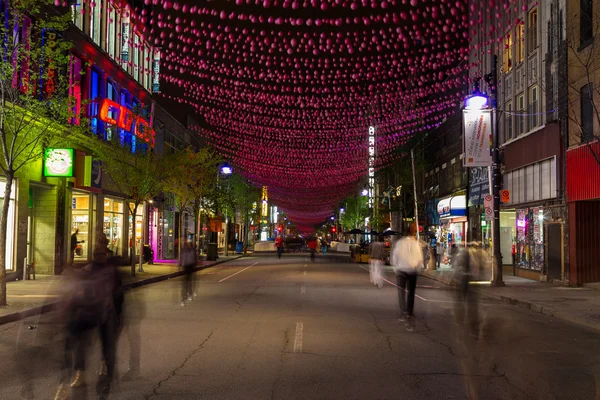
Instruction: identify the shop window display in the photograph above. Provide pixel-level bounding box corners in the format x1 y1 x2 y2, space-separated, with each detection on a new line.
128 202 143 257
516 208 544 270
71 193 90 262
104 198 124 257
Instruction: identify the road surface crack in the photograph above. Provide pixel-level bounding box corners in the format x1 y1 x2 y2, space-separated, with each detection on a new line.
145 330 215 399
369 311 384 333
385 336 393 352
285 351 356 359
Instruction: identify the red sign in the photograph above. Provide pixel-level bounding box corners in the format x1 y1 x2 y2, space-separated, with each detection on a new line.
97 98 155 147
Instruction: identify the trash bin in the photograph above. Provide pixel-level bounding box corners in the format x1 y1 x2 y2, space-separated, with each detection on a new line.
235 241 244 254
207 243 218 261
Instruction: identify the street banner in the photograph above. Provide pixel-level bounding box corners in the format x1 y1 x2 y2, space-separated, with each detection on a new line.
463 109 492 167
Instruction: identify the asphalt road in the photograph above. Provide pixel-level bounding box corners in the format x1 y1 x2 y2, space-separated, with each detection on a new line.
1 254 599 400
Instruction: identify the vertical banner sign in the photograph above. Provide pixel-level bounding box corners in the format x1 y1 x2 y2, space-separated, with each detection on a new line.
121 16 130 64
368 126 375 209
152 49 161 93
463 110 492 167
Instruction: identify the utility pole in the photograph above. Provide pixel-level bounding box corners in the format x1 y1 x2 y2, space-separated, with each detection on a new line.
484 55 504 286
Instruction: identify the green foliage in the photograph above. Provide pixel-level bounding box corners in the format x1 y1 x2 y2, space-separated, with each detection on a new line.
340 196 370 231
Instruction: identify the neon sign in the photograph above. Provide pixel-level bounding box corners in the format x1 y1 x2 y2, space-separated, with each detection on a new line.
97 98 155 147
44 148 74 177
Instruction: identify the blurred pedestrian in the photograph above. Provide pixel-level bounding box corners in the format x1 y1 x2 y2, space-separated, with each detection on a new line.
435 240 444 269
307 237 317 262
181 241 197 306
321 238 328 255
120 285 146 381
391 236 424 331
453 243 483 337
70 228 84 265
275 235 284 259
369 237 385 288
55 230 121 400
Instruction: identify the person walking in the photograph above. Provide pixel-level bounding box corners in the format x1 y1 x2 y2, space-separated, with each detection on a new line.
181 241 197 306
70 228 84 265
307 237 317 263
435 240 444 270
275 236 284 259
320 238 328 255
369 238 385 288
391 236 424 331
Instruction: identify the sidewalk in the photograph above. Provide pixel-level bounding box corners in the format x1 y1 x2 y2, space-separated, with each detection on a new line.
0 255 243 325
423 269 600 332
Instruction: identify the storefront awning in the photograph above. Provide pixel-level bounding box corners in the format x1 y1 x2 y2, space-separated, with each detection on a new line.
437 195 466 218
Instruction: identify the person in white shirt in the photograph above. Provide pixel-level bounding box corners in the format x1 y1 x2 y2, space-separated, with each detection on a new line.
391 236 424 331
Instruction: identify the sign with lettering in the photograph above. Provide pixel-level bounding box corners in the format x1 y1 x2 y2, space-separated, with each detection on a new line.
44 148 74 177
463 110 492 167
96 99 155 147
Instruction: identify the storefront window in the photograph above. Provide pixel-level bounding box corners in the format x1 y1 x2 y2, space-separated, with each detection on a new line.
515 207 544 271
128 202 143 256
161 195 175 259
104 197 124 256
71 192 91 262
0 181 16 270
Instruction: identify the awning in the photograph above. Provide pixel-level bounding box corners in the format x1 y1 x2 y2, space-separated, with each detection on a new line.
437 195 467 218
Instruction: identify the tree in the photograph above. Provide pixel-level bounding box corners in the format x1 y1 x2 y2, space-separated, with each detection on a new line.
75 132 176 276
163 146 220 264
340 195 369 232
0 1 76 306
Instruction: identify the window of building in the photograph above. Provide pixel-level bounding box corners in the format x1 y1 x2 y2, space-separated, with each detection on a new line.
528 8 538 52
503 158 556 204
503 32 513 72
517 94 525 136
121 15 130 68
144 45 151 90
581 0 593 46
516 21 524 63
106 4 117 59
133 33 140 81
106 81 118 140
90 1 101 45
505 102 513 142
89 69 101 134
581 83 594 142
72 2 84 30
528 85 538 130
103 197 124 257
69 56 83 125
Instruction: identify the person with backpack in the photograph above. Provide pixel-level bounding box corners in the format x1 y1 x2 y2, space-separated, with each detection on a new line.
307 237 318 262
390 235 424 331
275 236 284 259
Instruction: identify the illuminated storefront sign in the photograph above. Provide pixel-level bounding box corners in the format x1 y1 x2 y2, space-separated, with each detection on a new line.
44 148 74 177
368 126 375 208
97 98 155 147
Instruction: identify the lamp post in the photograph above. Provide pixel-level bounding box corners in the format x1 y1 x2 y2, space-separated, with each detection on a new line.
463 57 504 286
220 163 232 257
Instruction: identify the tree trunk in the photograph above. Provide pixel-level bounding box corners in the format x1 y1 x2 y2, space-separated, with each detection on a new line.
130 204 138 277
178 209 185 266
0 172 14 306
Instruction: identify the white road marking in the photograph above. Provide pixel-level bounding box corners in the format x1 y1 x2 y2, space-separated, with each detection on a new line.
358 265 428 302
218 262 259 282
301 285 306 294
293 322 303 353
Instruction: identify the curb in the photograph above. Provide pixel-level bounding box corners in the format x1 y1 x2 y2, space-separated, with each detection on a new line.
421 270 600 333
0 255 244 326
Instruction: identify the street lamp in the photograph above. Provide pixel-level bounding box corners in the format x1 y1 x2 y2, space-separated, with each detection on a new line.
219 163 233 256
463 59 504 287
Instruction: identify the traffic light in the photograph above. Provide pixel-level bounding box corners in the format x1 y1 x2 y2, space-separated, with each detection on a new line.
331 227 336 233
277 225 283 232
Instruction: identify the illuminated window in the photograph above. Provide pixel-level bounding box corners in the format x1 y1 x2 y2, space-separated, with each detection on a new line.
144 45 151 89
133 33 140 81
503 32 513 72
107 5 117 59
516 21 524 63
121 15 130 69
528 8 538 52
89 69 100 134
69 56 83 125
90 1 101 44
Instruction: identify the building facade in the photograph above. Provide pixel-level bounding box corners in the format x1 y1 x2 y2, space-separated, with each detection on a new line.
469 0 568 282
566 0 600 284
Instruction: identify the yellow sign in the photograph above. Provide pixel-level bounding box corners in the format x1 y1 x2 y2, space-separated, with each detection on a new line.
500 190 511 203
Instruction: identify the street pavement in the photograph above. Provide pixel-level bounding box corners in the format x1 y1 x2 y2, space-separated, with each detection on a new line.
0 254 599 400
